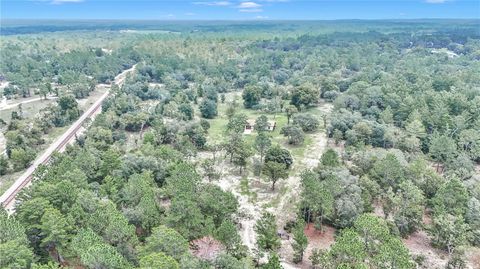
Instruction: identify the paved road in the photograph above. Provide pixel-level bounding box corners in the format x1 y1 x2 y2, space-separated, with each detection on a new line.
0 65 136 212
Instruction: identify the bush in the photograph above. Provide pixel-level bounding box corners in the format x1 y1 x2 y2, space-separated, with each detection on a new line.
265 145 293 169
280 125 305 145
199 99 218 119
292 113 319 132
323 90 339 102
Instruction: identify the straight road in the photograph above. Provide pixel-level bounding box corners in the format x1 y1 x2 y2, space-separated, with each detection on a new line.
0 64 136 212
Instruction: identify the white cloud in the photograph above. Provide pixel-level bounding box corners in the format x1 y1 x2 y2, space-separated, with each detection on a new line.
185 12 196 16
255 15 269 19
239 8 263 12
51 0 83 4
237 2 262 8
425 0 450 3
193 1 231 6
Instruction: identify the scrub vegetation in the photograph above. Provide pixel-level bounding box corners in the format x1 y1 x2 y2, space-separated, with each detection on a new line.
1 20 480 269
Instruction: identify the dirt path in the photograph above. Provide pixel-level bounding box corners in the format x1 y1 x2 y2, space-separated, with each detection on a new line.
403 230 449 269
278 102 333 268
199 155 267 251
197 101 334 267
0 96 58 111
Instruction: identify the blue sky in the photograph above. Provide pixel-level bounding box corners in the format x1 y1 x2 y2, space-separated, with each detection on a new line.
1 0 479 20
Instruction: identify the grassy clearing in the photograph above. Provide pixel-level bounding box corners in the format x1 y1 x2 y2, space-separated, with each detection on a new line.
0 171 21 195
206 93 323 160
0 99 54 123
264 183 289 209
239 177 257 203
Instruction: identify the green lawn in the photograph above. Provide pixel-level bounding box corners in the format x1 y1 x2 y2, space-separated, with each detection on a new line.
206 94 322 160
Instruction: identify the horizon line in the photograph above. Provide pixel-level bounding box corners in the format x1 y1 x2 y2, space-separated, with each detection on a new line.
2 18 479 22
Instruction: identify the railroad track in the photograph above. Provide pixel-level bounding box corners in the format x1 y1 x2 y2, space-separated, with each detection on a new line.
0 90 108 210
0 64 136 211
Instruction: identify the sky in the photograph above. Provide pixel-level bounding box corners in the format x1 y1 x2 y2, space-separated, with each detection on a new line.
1 0 479 20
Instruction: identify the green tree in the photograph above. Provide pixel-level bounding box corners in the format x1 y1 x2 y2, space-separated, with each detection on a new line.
291 83 319 108
391 181 425 237
121 172 162 233
265 145 293 169
201 158 220 181
0 210 34 269
379 106 394 124
254 132 272 162
39 208 74 263
405 119 427 139
292 113 319 132
445 153 475 180
285 105 298 125
429 133 457 172
322 214 414 268
232 141 253 175
215 220 247 258
10 147 35 171
41 82 52 100
72 228 132 269
199 99 217 119
227 113 248 134
300 171 334 232
332 129 343 145
458 129 480 161
255 115 270 133
0 156 9 175
255 212 280 251
466 197 480 246
214 253 246 269
325 228 367 268
178 103 194 120
263 253 282 269
292 219 308 263
196 184 238 227
280 125 305 145
263 161 288 191
320 149 340 167
242 85 262 109
31 262 59 269
370 153 405 189
429 214 469 255
139 252 179 269
166 197 211 241
138 225 189 261
432 178 469 216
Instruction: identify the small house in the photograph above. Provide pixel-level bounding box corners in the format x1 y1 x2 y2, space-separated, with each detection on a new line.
244 118 276 134
244 120 255 134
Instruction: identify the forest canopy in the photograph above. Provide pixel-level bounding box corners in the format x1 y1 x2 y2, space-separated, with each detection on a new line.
1 19 479 269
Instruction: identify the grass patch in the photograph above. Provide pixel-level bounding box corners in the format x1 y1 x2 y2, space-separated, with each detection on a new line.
239 177 257 203
205 93 327 163
0 171 22 195
0 99 54 123
264 183 289 209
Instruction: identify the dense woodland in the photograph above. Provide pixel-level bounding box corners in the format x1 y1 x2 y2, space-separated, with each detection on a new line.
1 20 480 269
